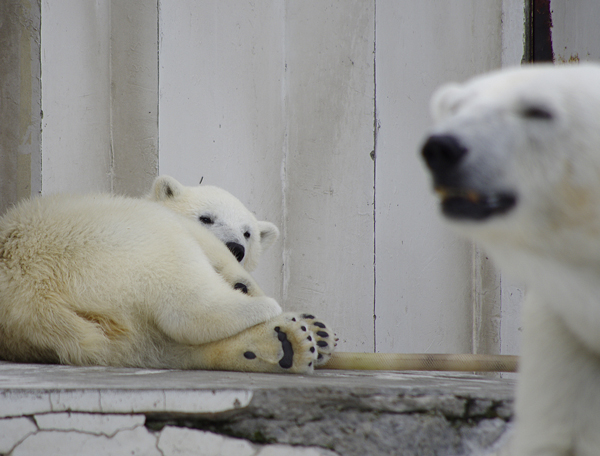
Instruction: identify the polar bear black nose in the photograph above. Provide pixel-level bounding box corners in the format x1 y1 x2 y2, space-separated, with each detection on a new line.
421 135 467 172
226 242 245 262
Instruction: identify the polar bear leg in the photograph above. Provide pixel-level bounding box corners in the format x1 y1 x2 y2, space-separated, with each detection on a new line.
151 262 282 347
513 294 600 456
183 312 337 374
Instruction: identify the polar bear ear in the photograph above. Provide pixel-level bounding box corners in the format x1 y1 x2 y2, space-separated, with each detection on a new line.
258 221 279 251
150 176 184 201
430 82 464 121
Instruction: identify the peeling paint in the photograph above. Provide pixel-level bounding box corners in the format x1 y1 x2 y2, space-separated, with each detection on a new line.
556 53 580 64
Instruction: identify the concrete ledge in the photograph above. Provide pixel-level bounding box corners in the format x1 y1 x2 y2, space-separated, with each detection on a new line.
0 361 516 456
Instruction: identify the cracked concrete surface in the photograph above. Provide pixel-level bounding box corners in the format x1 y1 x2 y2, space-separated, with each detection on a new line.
1 413 338 456
0 361 515 455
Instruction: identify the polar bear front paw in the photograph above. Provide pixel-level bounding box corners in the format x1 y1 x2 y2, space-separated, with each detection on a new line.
234 312 337 374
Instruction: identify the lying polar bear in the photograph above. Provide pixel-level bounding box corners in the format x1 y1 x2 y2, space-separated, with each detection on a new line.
0 176 335 373
421 63 600 455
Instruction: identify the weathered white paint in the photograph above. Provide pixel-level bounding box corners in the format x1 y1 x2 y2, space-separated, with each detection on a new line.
39 0 158 196
158 2 374 349
375 1 503 354
158 1 286 299
551 0 600 63
40 0 112 194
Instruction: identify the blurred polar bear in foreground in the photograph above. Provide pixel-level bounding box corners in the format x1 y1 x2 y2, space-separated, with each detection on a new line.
0 176 335 373
422 64 600 455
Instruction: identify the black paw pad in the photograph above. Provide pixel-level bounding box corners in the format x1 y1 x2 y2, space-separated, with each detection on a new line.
301 314 315 319
244 351 257 359
314 322 326 328
316 331 329 338
317 341 328 348
275 327 294 369
234 283 249 294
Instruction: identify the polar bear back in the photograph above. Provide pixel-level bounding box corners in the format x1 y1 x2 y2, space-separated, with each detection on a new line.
0 194 212 298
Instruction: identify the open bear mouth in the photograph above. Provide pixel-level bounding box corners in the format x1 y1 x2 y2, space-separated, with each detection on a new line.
436 187 517 221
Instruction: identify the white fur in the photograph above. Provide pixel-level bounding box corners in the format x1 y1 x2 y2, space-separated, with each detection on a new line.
0 177 334 373
425 63 600 455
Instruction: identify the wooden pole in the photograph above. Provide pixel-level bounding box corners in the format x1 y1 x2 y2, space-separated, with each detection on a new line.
318 352 519 372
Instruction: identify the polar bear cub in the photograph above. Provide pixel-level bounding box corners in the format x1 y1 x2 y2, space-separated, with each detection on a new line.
421 63 600 455
0 176 335 373
149 176 279 272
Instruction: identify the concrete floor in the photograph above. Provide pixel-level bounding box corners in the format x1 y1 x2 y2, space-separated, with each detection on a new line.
0 362 516 456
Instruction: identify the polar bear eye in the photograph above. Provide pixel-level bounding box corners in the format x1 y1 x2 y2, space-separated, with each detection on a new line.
199 215 214 225
521 105 554 120
244 231 251 239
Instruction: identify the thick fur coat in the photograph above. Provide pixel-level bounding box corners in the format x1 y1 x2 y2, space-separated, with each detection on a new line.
422 63 600 455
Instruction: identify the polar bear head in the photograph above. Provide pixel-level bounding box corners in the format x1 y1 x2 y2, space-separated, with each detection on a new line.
149 176 279 271
420 64 600 261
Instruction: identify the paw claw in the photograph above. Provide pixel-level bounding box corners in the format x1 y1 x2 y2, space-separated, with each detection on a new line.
293 313 336 367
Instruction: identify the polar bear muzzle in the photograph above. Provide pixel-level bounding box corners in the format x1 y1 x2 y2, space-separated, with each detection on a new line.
421 134 517 221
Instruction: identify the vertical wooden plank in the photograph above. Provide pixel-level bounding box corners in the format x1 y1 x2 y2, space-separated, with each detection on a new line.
502 0 528 67
497 0 528 359
110 0 159 196
283 0 375 351
0 0 41 213
40 0 112 194
375 1 503 354
501 278 525 356
472 247 501 355
158 1 286 298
